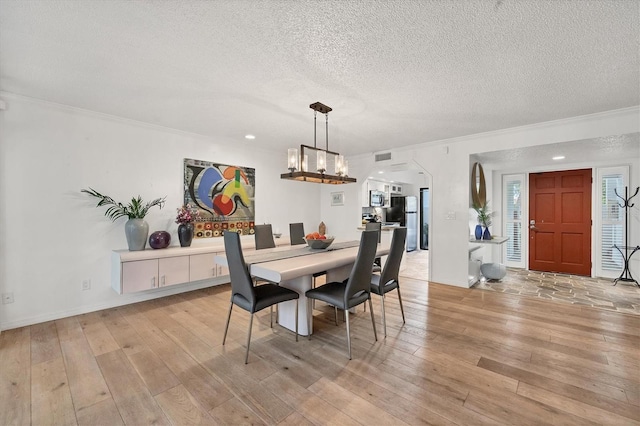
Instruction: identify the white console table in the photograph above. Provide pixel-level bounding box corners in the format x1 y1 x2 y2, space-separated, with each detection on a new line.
111 236 289 294
469 236 509 283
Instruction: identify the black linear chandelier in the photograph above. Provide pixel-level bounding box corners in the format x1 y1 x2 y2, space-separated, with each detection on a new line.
281 102 356 185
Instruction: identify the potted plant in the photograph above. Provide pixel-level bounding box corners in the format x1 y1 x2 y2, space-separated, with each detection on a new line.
82 187 166 251
175 204 199 247
473 201 493 240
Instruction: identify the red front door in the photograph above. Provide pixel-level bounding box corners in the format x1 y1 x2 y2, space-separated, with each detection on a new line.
529 169 592 276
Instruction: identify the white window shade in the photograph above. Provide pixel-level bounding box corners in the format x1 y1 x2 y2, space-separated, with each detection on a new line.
503 174 525 267
600 174 624 271
595 167 628 278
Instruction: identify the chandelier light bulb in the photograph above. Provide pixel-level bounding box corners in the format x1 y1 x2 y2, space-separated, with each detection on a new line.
288 148 298 171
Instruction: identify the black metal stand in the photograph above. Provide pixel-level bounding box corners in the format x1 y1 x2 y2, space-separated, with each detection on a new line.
613 186 640 287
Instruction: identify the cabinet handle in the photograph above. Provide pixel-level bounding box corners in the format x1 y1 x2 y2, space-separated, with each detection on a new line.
151 277 156 288
161 275 166 286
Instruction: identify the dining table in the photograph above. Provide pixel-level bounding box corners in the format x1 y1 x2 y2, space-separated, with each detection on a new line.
214 239 391 335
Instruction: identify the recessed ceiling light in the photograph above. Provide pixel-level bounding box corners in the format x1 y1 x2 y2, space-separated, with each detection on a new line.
245 134 256 140
378 171 384 174
552 155 565 160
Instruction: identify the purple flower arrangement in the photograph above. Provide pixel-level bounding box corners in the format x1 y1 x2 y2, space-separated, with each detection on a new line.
175 204 199 225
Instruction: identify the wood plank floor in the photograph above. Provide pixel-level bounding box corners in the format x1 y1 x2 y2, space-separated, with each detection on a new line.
1 277 639 425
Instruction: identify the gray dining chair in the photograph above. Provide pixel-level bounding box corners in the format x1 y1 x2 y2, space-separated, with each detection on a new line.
290 222 330 312
305 230 379 359
371 226 407 337
222 231 299 364
289 222 306 245
365 222 382 272
254 224 276 249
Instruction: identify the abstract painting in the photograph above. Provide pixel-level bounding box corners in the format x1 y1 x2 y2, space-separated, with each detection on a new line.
184 158 255 238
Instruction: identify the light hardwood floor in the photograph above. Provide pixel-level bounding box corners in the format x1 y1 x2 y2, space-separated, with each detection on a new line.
1 276 639 425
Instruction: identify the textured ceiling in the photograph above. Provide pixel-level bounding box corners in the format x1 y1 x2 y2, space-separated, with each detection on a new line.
1 0 638 156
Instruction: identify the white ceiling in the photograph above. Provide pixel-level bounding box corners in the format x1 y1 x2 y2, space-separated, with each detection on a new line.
1 1 638 157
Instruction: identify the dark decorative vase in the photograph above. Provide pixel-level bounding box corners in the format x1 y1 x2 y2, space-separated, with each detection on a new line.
482 226 491 240
149 231 171 249
474 224 483 240
178 223 194 247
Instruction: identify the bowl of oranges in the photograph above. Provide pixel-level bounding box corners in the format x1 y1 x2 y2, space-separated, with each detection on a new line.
304 232 334 249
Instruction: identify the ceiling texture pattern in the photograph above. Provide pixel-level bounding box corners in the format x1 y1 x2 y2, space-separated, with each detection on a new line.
1 0 638 156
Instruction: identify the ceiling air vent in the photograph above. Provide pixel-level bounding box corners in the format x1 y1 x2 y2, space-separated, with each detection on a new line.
375 152 392 162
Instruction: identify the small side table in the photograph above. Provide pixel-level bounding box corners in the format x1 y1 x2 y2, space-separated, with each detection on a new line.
613 244 640 287
469 236 509 281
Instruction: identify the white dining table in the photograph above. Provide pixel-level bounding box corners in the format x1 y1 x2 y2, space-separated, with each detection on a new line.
214 239 390 335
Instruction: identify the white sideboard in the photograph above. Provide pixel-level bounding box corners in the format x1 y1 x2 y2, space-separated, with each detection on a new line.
111 236 289 294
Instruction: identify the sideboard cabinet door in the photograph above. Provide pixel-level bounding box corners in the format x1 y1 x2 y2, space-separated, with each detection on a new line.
122 259 159 293
158 256 190 287
189 253 217 281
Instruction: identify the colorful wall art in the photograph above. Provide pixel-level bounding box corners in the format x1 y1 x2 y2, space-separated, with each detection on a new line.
184 158 256 238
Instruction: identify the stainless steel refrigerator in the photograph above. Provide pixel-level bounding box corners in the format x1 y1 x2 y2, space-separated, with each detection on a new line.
389 195 418 251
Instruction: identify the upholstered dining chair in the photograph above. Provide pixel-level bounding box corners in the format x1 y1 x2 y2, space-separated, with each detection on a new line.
289 222 306 245
365 222 382 272
305 230 379 359
370 226 407 337
254 224 276 249
290 222 329 312
222 231 299 364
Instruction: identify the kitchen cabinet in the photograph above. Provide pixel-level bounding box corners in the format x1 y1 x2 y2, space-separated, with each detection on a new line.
391 184 403 194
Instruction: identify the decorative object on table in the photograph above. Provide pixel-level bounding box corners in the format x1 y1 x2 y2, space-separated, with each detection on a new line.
175 204 199 247
304 235 334 249
149 231 171 249
281 101 356 185
612 186 640 287
474 224 483 240
472 201 493 240
318 221 326 235
183 158 255 238
81 187 166 251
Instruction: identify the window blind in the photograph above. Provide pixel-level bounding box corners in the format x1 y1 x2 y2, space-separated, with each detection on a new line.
601 174 624 270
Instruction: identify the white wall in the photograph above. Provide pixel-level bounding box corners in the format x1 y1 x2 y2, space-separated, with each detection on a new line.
0 94 321 329
2 96 638 330
320 108 640 288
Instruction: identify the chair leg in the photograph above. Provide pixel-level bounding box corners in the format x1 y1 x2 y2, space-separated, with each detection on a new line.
345 309 352 360
270 306 273 328
307 298 313 340
245 313 254 364
334 306 339 326
396 287 406 323
381 293 387 337
222 301 233 345
295 299 299 342
368 298 378 342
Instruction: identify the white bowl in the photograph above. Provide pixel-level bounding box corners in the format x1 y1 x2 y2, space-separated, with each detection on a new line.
305 237 334 249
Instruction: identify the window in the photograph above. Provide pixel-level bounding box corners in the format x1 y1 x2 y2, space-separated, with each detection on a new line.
596 166 628 277
503 174 525 267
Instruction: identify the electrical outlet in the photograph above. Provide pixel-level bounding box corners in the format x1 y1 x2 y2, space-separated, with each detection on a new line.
82 279 91 291
2 292 14 304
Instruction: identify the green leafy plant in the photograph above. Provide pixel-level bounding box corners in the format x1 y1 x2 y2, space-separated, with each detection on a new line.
472 201 493 228
81 187 166 221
